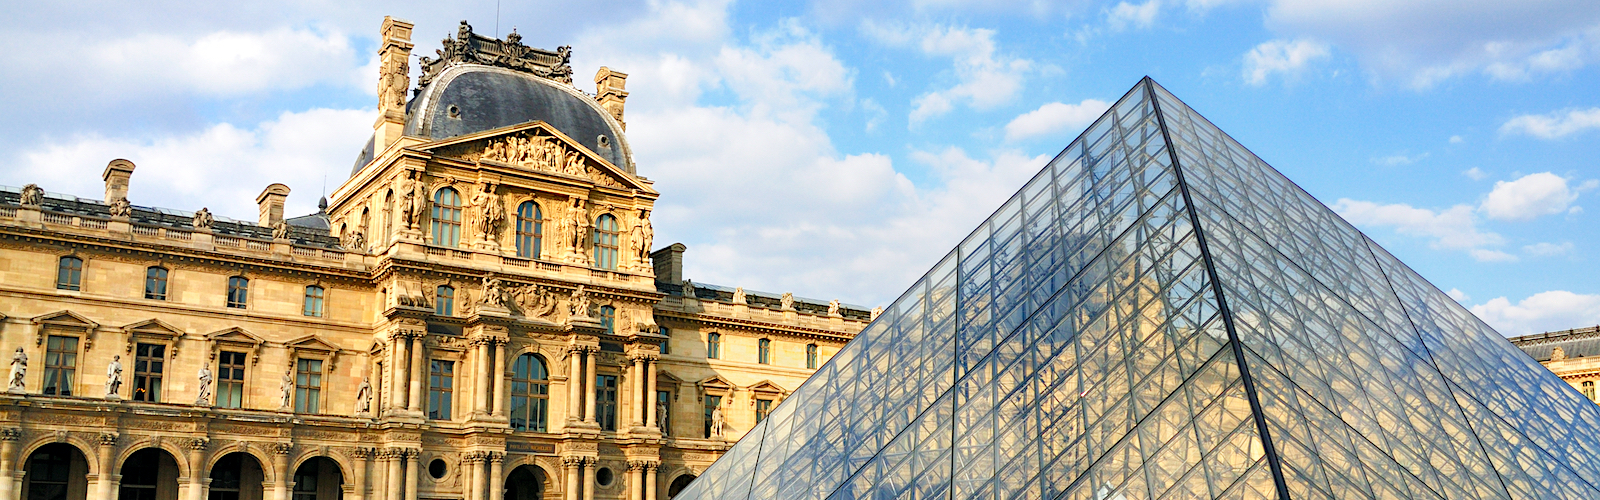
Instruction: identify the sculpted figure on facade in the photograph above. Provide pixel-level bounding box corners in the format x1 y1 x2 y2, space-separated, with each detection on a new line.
279 373 294 410
109 197 132 218
272 220 291 240
395 170 428 233
631 209 653 269
192 207 214 230
569 285 592 320
469 182 505 244
343 230 366 251
516 285 559 319
379 55 409 109
566 198 590 263
711 406 725 438
355 377 373 414
828 299 841 317
196 366 213 406
8 348 26 393
732 287 746 305
480 276 508 309
106 355 124 399
781 292 794 310
19 184 43 207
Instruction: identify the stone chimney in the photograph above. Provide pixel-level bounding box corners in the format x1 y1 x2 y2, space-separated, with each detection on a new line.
373 16 415 152
257 184 291 227
650 243 685 284
594 67 629 130
102 159 136 203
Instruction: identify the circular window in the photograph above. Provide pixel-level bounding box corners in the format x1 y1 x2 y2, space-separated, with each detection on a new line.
428 459 447 479
596 467 614 486
597 135 611 147
447 105 462 118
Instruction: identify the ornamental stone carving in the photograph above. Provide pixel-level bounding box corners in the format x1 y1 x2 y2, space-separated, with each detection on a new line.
732 287 746 305
19 184 43 207
781 292 794 310
193 207 214 229
196 366 213 406
631 209 653 269
105 355 123 399
417 21 573 88
828 300 841 317
8 348 26 393
109 197 132 218
568 285 592 320
343 230 366 251
477 134 585 176
514 284 560 319
271 221 290 240
468 182 505 247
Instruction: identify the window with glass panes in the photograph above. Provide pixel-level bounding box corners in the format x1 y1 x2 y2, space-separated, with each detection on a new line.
597 374 619 431
132 343 164 402
208 453 245 500
510 354 549 432
659 327 670 354
600 306 615 334
302 286 324 317
756 398 773 423
226 277 248 308
806 344 818 369
144 267 168 300
592 214 619 269
435 286 454 316
43 335 78 396
1585 381 1596 401
432 188 462 247
56 256 82 291
26 444 73 500
707 333 721 359
294 359 322 413
703 395 722 438
758 338 771 365
216 351 246 408
516 201 541 259
428 360 453 420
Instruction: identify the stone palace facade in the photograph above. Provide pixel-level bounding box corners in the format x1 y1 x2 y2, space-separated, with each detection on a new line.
0 17 871 500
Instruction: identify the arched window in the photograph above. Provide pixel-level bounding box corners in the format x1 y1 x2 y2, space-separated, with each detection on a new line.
359 207 370 235
599 305 616 334
436 286 454 316
806 344 818 369
515 201 542 259
382 190 394 244
431 187 463 247
758 338 771 365
592 214 619 269
144 266 168 300
509 354 550 433
303 286 325 317
227 276 249 308
56 256 82 291
707 333 721 359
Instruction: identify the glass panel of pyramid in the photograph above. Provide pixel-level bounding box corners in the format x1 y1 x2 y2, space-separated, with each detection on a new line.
670 78 1600 500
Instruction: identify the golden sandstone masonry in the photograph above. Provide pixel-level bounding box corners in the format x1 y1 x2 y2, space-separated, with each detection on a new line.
0 17 870 500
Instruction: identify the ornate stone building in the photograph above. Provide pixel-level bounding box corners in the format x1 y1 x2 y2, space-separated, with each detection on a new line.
0 17 871 500
1511 325 1600 404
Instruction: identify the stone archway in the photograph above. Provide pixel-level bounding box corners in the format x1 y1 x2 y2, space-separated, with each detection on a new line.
502 464 545 500
119 448 181 500
208 452 267 500
665 474 695 499
290 457 343 500
21 443 90 500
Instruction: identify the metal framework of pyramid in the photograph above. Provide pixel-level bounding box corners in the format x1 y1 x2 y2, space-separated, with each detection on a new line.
673 78 1600 500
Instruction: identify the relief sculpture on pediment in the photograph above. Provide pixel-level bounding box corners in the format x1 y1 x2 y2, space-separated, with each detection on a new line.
477 134 585 176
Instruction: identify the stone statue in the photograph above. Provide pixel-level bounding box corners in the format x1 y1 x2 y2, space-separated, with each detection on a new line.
732 287 746 305
781 292 794 310
409 172 429 229
1553 346 1568 361
871 307 883 321
344 230 366 250
681 279 694 298
567 198 589 261
279 373 294 410
481 276 506 308
355 377 373 414
828 300 841 317
379 56 409 109
192 207 214 229
109 197 132 218
195 366 213 406
656 401 668 433
469 183 504 243
271 220 291 239
710 406 725 438
105 355 123 399
569 285 591 319
19 184 43 207
631 209 653 267
395 171 417 229
8 348 26 393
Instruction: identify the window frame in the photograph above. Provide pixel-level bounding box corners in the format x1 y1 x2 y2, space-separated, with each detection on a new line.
806 344 818 369
302 285 325 317
515 201 542 259
428 359 454 420
592 213 620 270
596 373 620 431
293 358 324 413
758 338 771 365
1584 380 1596 402
755 398 773 424
431 187 463 247
599 305 616 334
703 394 723 439
509 353 550 433
144 266 169 300
707 332 721 359
435 285 455 317
56 256 83 291
131 342 165 402
226 276 249 309
215 350 248 409
42 335 80 396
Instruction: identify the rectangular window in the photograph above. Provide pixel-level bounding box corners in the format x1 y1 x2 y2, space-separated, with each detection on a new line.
435 286 454 316
806 344 818 369
226 277 248 308
144 267 168 300
303 286 324 317
657 390 672 436
1584 381 1596 402
659 327 670 354
429 360 454 420
758 338 771 365
43 335 78 396
756 398 773 423
703 395 722 438
132 343 165 402
707 333 721 360
216 351 246 409
294 359 323 413
56 257 82 291
596 374 619 431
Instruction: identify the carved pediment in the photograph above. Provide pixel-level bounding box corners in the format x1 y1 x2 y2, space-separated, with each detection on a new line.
32 310 98 348
208 327 265 363
748 381 787 395
285 335 341 371
420 122 650 193
122 319 185 356
699 375 734 392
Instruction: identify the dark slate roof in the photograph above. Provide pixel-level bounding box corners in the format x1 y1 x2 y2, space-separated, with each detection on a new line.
1509 326 1600 362
353 64 633 176
656 281 875 322
0 186 343 250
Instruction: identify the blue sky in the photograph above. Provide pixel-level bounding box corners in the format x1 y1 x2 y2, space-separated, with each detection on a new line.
1 0 1596 336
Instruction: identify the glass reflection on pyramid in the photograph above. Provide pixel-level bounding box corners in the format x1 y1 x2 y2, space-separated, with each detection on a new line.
673 78 1600 500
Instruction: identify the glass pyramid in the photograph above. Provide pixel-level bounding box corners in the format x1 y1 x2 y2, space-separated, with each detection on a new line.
672 78 1600 500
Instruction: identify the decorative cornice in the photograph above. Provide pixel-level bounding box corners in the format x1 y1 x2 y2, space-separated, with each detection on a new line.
416 21 573 89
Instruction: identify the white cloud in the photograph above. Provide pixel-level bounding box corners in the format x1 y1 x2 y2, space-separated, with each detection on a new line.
1243 38 1331 85
866 24 1033 125
1471 291 1600 337
1004 99 1111 142
1479 172 1582 221
1371 151 1427 166
1449 135 1464 144
1523 241 1575 257
1499 108 1600 139
1463 167 1487 180
1332 199 1503 252
1107 0 1162 31
1446 288 1471 302
9 108 376 221
1468 249 1519 263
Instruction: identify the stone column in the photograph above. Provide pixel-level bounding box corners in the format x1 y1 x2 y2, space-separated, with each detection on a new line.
566 347 583 424
186 439 208 500
627 462 642 500
583 349 597 425
272 444 292 500
581 458 597 500
403 450 420 500
0 429 19 500
492 342 507 417
487 453 504 500
390 334 409 411
386 450 403 500
645 359 659 431
351 448 369 500
465 454 482 500
95 434 116 500
562 458 581 500
408 336 425 413
644 464 658 500
631 356 645 427
475 341 490 414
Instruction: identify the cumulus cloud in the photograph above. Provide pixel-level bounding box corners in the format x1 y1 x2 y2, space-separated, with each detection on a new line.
1371 151 1427 166
1243 38 1331 85
1004 99 1111 142
1462 167 1487 180
1479 172 1585 221
863 24 1033 125
1446 288 1471 302
1107 0 1162 31
1523 241 1574 257
1472 291 1600 337
7 108 376 220
1500 108 1600 139
1332 199 1503 252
